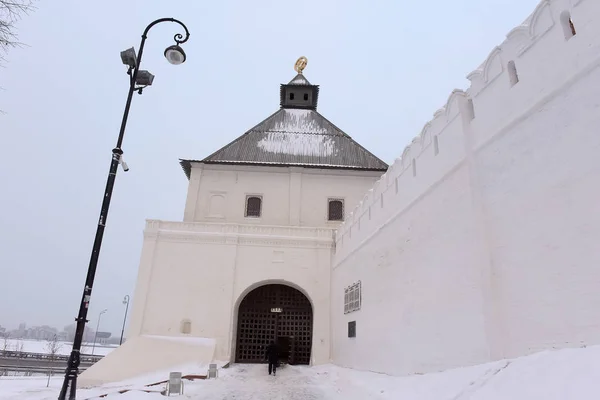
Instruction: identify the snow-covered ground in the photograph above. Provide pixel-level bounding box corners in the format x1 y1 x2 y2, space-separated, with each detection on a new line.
2 345 600 399
2 338 116 356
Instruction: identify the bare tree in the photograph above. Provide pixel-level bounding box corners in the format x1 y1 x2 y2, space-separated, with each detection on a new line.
45 334 62 387
1 334 9 355
80 341 90 355
0 0 36 65
13 339 23 353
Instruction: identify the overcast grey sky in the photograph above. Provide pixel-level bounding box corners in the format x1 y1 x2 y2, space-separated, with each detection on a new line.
0 0 540 335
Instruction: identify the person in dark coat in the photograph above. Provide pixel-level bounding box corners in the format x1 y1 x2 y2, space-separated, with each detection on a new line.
265 341 279 376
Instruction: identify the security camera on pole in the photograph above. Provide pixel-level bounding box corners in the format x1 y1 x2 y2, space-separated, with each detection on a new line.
58 19 190 400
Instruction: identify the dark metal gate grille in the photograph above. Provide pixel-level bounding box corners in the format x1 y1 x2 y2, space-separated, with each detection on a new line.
236 284 313 365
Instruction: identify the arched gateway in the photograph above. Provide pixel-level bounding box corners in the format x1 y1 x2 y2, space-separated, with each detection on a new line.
235 284 313 365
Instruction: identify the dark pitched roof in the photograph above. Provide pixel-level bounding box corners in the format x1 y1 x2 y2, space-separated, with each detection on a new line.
179 72 388 179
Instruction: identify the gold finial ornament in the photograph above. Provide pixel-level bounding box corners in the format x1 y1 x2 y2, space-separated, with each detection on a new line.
294 56 308 74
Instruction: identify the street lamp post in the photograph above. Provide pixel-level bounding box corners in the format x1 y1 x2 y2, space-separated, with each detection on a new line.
58 18 190 400
91 309 107 356
120 295 130 345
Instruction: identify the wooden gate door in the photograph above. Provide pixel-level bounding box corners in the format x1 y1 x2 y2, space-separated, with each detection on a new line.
236 284 312 364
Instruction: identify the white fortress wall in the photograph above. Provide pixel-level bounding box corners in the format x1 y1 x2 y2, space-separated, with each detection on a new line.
331 0 600 376
470 0 600 359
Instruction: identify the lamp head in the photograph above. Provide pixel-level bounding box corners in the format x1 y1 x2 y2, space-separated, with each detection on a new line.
164 44 186 65
120 47 137 68
136 70 155 86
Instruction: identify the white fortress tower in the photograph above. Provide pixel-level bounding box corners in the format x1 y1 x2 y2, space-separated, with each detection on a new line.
81 59 388 385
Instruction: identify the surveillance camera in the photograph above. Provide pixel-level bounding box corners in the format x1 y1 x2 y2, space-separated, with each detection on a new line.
119 157 129 172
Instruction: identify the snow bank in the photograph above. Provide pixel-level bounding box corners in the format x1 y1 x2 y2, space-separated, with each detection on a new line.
3 345 600 399
77 335 216 387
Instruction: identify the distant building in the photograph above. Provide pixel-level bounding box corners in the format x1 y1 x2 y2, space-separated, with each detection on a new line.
64 323 95 343
26 325 58 340
105 336 122 345
9 322 27 338
95 332 112 345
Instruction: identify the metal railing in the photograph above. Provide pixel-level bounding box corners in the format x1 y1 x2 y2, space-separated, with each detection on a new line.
0 350 103 363
0 364 90 376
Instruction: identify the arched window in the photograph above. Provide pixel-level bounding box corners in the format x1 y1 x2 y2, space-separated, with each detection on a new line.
328 199 344 221
560 11 576 40
508 61 519 86
245 195 262 217
180 319 192 334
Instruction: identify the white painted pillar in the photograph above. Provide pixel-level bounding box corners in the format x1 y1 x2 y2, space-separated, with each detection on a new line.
183 164 204 222
457 94 505 361
289 167 303 226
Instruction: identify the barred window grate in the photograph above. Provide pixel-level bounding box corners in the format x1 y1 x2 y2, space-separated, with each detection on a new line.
344 281 361 314
236 284 313 364
245 196 262 217
328 199 344 221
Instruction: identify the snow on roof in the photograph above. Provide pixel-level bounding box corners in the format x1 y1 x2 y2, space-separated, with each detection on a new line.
180 108 387 178
257 132 336 157
287 73 311 85
271 108 330 134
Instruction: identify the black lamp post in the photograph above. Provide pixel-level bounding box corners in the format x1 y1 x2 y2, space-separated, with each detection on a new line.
58 18 190 400
91 309 107 356
120 295 130 346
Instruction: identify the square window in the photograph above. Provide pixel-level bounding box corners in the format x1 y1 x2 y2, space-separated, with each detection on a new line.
348 321 356 338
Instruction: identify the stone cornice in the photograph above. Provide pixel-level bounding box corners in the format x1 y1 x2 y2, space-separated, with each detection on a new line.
143 220 335 249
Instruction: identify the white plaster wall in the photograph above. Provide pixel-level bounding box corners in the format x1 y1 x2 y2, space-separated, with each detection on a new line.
183 164 383 227
135 238 237 357
127 221 334 364
332 166 491 375
477 64 600 358
332 0 600 376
